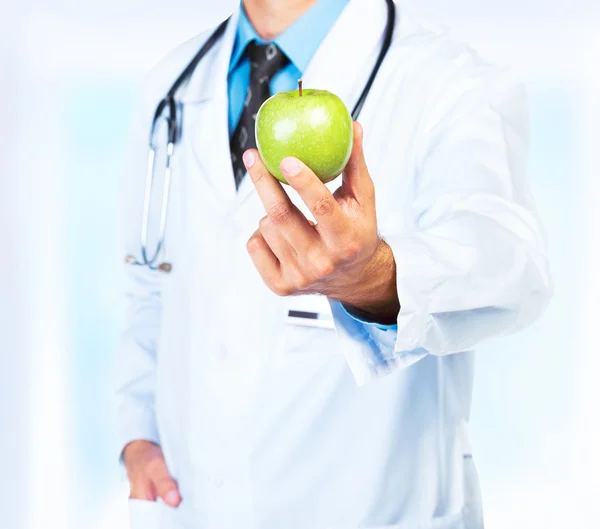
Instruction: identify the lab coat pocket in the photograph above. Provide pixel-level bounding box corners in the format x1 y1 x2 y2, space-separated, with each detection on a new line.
128 498 163 529
281 295 342 356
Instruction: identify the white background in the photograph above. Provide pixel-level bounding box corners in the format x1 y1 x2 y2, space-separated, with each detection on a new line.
1 1 598 528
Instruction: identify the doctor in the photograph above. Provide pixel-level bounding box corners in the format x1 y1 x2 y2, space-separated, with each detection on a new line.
116 0 552 528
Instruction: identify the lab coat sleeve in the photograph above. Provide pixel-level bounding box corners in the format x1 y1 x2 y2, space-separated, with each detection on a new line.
114 90 163 459
330 70 553 385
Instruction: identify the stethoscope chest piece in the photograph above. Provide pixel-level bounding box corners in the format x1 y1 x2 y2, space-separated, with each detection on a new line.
157 262 173 273
125 254 173 274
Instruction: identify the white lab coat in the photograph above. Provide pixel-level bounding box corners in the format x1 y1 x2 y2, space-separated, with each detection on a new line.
116 1 552 528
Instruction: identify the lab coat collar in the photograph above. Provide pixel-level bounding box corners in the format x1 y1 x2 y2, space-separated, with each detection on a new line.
180 0 392 104
180 9 240 203
230 0 352 76
181 0 395 205
301 0 392 114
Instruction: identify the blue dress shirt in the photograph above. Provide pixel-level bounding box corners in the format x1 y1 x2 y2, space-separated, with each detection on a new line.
227 0 350 134
227 0 397 332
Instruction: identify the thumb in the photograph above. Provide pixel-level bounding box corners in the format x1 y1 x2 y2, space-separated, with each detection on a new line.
342 121 373 199
149 458 181 507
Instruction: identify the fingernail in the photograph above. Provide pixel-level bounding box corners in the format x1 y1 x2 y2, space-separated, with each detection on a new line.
281 157 300 176
243 150 255 168
164 490 180 506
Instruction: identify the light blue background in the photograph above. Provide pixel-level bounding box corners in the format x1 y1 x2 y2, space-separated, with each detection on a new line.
2 2 591 528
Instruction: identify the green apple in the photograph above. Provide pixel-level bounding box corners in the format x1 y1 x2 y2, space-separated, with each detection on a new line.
255 81 353 184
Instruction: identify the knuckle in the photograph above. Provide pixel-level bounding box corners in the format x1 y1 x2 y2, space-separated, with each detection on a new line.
311 257 335 279
272 281 293 297
258 215 270 232
290 270 310 291
267 203 294 226
311 196 336 218
246 234 262 254
338 239 361 261
339 242 360 261
271 284 285 296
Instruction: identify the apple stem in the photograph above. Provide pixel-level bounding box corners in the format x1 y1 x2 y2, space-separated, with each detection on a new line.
298 79 303 97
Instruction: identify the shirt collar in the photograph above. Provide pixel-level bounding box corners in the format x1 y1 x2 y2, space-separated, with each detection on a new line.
229 0 350 75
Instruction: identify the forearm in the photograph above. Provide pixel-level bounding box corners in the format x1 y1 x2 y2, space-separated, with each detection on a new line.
327 216 551 386
115 266 163 460
116 323 161 460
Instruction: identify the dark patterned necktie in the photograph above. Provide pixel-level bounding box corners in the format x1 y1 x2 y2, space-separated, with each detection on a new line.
230 41 290 189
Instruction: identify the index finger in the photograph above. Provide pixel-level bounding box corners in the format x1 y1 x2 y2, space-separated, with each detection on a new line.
243 148 294 212
243 149 317 251
279 156 347 237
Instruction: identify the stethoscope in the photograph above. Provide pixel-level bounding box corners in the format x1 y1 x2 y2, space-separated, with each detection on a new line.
126 0 395 273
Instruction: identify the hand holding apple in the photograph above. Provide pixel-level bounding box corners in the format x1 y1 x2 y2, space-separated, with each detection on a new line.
255 80 354 184
243 121 400 325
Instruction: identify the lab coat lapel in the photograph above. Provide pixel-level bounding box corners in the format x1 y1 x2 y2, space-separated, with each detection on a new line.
183 9 240 205
234 0 391 208
302 0 390 114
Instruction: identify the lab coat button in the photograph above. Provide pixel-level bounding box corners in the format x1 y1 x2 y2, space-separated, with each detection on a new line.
213 475 224 488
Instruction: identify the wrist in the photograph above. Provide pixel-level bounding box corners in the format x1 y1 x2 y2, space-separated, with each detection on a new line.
336 239 399 324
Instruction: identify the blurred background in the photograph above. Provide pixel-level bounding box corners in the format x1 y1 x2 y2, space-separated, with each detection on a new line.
1 1 597 528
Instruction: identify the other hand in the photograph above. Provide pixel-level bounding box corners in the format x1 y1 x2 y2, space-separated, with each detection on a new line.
123 440 181 507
